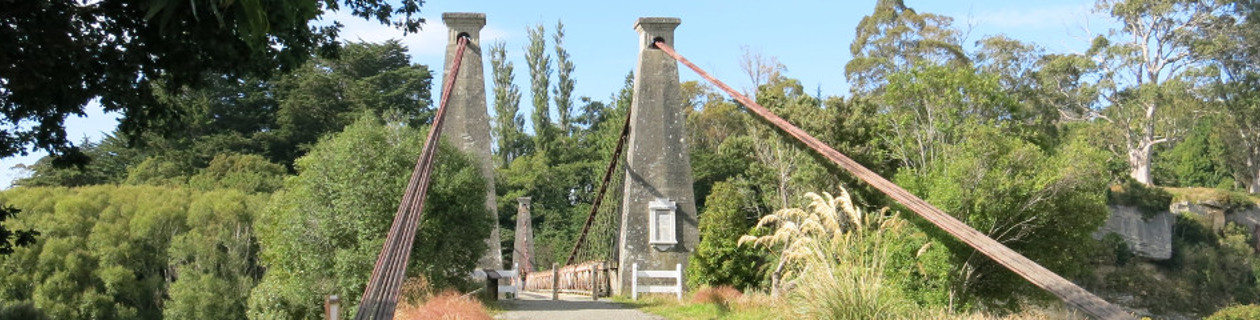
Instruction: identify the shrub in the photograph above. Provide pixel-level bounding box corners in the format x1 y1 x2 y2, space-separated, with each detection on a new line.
1107 178 1173 219
1206 304 1260 320
1100 233 1133 266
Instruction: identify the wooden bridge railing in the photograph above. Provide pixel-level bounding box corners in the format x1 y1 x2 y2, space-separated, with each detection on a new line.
523 261 609 299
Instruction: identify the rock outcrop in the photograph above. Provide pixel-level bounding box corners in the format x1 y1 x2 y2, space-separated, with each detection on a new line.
1092 205 1174 260
1171 200 1260 236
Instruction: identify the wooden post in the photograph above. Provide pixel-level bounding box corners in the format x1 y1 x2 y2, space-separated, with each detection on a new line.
551 262 559 300
591 263 599 300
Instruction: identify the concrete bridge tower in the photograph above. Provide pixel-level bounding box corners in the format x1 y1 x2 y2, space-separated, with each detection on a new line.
616 17 698 295
442 12 502 269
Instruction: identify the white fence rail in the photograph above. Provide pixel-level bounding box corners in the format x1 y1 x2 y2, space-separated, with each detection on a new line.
631 263 682 301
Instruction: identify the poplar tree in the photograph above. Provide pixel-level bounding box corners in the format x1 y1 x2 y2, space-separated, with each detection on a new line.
553 20 576 136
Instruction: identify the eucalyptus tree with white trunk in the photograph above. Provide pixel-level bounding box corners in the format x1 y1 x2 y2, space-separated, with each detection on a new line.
1091 0 1232 185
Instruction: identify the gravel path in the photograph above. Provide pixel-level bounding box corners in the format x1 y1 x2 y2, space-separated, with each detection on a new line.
495 291 662 320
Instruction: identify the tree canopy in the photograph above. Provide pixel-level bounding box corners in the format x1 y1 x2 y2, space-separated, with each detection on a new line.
0 0 424 162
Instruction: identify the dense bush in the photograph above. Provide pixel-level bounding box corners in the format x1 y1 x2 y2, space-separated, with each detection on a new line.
1206 304 1260 320
248 115 491 319
0 186 265 320
688 180 767 291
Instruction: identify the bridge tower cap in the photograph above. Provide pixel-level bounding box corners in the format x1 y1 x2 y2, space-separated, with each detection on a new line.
634 17 680 50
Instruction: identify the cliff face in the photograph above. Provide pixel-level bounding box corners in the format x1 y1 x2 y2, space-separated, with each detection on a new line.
1171 200 1260 240
1092 205 1174 260
1095 200 1260 261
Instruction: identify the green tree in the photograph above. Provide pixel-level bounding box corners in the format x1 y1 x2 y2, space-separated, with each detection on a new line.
688 180 766 291
895 130 1111 308
14 135 147 188
846 0 967 95
553 20 576 136
0 185 267 319
878 64 1023 171
0 0 424 161
489 41 528 168
1153 115 1238 188
165 190 265 320
249 115 490 319
1091 0 1233 185
1194 0 1260 193
187 154 287 194
525 24 554 147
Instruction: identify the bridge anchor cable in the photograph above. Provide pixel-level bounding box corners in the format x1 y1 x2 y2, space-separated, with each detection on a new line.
354 35 471 320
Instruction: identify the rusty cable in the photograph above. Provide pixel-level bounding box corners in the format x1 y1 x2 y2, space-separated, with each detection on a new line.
354 35 470 320
564 107 634 267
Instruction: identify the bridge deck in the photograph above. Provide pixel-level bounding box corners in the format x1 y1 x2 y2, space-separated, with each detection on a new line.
495 292 661 320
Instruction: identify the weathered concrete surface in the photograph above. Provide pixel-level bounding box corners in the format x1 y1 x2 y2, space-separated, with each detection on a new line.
442 12 502 269
616 17 698 296
1092 205 1173 260
496 292 662 320
514 197 535 272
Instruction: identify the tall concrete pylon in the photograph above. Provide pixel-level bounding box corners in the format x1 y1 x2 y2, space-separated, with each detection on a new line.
442 12 502 269
616 17 698 295
513 197 535 273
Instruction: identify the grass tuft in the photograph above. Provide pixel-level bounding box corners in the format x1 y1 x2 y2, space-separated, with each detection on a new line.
395 290 492 320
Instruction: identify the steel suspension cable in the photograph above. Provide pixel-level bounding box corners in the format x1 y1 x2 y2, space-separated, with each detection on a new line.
564 108 634 267
354 35 470 320
653 40 1131 320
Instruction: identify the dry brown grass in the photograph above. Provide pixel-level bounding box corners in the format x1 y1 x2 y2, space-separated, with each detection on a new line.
691 286 743 310
397 276 434 306
394 290 492 320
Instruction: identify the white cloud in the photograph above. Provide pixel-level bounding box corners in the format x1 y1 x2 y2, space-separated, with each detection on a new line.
326 11 512 61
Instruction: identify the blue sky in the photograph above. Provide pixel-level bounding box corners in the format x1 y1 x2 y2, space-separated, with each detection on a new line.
0 0 1114 188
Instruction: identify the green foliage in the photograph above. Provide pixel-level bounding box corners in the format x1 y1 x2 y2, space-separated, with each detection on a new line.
1206 304 1260 320
249 115 490 319
1100 233 1134 266
1154 116 1239 189
1106 178 1174 218
14 135 146 188
0 205 38 255
125 156 195 186
1090 215 1260 316
895 129 1111 307
553 20 576 135
0 301 48 320
489 41 529 167
688 181 767 291
0 185 266 320
525 23 554 146
0 0 423 161
846 0 967 94
187 154 287 194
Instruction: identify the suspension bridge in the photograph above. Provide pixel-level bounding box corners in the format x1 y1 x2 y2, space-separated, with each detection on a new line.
350 12 1136 320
